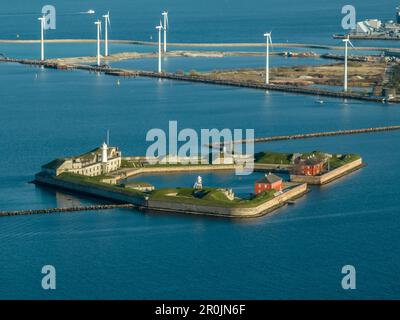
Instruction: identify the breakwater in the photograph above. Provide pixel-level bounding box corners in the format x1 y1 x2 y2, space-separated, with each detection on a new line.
0 57 397 103
227 125 400 145
0 204 135 218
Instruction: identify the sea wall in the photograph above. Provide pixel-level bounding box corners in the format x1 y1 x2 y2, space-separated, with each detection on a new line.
34 174 147 206
290 158 363 185
120 164 237 179
146 183 308 218
34 173 307 218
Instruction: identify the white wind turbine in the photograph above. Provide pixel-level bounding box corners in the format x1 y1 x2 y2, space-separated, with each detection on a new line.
156 21 164 73
38 15 46 61
94 19 102 66
263 32 273 85
343 35 355 92
162 11 169 52
102 11 111 57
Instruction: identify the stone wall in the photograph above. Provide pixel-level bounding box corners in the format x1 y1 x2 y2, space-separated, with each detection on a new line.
147 183 308 218
35 174 147 206
290 158 363 185
34 173 307 218
121 164 237 179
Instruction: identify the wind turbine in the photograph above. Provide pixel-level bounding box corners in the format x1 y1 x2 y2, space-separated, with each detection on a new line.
94 19 102 66
102 12 111 56
343 35 354 92
162 11 169 52
156 21 164 73
38 15 45 61
263 32 273 85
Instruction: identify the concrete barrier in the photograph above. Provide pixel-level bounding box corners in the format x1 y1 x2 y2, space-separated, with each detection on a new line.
147 183 308 218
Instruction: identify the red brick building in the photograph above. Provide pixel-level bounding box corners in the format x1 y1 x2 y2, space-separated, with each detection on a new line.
298 159 325 176
254 173 283 194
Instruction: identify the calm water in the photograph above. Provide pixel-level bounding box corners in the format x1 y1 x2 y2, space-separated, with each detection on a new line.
0 0 400 300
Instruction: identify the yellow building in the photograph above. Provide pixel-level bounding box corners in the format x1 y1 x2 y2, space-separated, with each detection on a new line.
42 143 122 177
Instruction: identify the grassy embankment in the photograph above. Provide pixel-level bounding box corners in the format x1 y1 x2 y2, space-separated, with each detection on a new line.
56 173 146 199
255 151 361 170
56 173 275 208
150 187 276 208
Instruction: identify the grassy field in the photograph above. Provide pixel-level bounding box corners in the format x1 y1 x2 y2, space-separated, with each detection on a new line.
255 151 293 164
149 187 276 208
255 151 361 171
203 61 386 89
328 154 361 170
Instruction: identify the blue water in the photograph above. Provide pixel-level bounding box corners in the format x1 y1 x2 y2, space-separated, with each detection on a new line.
0 0 399 45
1 0 400 300
128 171 269 199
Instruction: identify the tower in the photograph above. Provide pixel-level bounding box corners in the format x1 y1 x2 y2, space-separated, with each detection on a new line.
102 142 108 163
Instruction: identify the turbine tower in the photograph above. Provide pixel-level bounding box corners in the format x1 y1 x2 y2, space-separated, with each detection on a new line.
102 12 111 57
343 35 354 92
38 15 46 61
162 11 169 52
263 32 273 85
95 19 102 66
156 21 164 73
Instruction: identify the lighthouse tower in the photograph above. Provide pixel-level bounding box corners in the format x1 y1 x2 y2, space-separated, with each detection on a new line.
102 142 108 163
101 142 108 174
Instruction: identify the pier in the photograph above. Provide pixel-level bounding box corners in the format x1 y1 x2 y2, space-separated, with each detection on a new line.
221 125 400 145
0 204 136 218
1 57 397 103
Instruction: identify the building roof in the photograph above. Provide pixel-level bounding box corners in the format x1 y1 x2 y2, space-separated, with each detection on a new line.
42 158 67 170
302 158 324 166
256 173 282 185
42 145 120 171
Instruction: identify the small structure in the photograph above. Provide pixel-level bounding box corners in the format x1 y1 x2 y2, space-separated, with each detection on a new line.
193 176 203 191
254 173 283 194
124 182 155 192
217 188 235 201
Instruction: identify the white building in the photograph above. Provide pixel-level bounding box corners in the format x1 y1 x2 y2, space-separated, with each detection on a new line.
355 19 382 34
42 143 122 177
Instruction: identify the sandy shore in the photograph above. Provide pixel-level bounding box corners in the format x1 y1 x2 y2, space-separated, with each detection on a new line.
46 50 287 64
1 38 399 52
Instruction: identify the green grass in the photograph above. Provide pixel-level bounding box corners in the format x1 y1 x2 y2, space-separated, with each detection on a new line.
255 151 361 170
149 187 276 208
121 160 138 168
328 154 361 170
255 151 292 164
